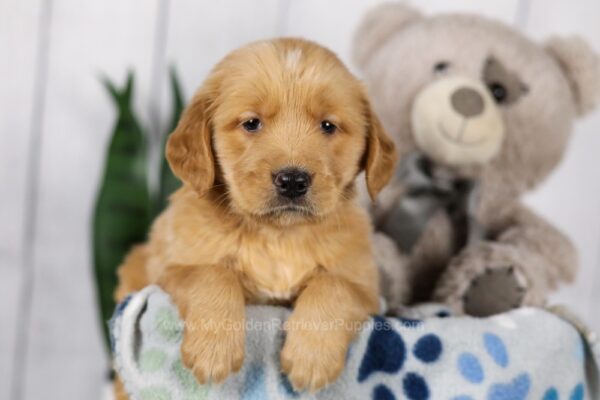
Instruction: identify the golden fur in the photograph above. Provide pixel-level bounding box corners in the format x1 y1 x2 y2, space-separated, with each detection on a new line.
114 38 397 395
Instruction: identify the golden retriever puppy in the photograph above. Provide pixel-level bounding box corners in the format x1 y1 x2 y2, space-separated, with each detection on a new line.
114 38 397 394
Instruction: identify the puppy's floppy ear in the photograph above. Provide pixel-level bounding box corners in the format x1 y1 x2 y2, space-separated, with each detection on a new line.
353 3 422 70
545 36 600 116
362 99 398 201
166 85 217 195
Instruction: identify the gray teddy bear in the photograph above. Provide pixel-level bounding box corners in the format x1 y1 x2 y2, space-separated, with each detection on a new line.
353 3 600 316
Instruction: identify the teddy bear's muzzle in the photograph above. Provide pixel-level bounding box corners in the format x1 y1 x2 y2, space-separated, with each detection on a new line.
411 76 505 167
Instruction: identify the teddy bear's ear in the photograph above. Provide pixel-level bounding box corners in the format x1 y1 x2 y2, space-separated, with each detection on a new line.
545 36 600 116
352 3 422 70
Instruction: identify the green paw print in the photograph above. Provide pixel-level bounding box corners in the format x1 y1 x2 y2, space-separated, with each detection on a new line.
140 387 171 400
155 307 183 342
140 349 167 373
173 360 210 399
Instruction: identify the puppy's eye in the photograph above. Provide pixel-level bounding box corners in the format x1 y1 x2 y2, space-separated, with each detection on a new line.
242 118 262 132
488 82 508 103
320 120 337 135
434 61 450 73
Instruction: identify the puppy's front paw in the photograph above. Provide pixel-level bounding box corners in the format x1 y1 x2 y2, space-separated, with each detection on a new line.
281 329 347 392
180 316 245 385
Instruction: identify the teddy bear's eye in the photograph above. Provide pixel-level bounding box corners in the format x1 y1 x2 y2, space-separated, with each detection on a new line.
433 61 450 73
488 82 508 103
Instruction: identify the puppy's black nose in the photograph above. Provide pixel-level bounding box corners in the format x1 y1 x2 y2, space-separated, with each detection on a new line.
273 168 311 199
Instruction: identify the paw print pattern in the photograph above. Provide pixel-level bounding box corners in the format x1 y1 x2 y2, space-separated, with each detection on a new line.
413 334 443 363
483 332 509 368
488 374 530 400
445 330 586 400
358 317 407 383
569 384 585 400
457 353 484 384
402 372 430 400
455 332 531 400
541 383 585 400
358 316 443 400
542 388 559 400
373 384 396 400
241 363 267 400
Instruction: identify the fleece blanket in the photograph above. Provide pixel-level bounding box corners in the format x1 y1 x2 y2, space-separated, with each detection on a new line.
111 286 600 400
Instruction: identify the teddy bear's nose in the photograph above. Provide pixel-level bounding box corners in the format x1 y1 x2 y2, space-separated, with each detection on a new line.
451 87 485 118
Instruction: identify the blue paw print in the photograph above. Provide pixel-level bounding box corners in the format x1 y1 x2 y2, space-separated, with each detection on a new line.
359 317 406 382
455 332 530 400
488 374 530 400
457 332 510 386
541 383 585 400
241 363 267 400
454 332 586 400
373 384 396 400
359 316 443 400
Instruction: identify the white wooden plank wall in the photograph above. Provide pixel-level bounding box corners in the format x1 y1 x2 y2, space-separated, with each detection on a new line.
18 2 167 399
521 0 600 335
1 1 598 399
0 0 45 396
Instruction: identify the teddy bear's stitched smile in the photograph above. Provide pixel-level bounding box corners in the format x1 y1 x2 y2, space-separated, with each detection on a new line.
437 121 487 147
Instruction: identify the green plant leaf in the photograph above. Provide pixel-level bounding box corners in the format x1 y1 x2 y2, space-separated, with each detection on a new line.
93 72 151 351
155 66 185 215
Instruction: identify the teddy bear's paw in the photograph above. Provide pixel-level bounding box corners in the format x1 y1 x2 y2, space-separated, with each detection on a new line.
463 266 528 317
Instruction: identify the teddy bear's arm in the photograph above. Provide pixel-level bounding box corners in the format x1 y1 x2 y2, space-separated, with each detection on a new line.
433 203 577 316
493 204 578 287
371 231 412 312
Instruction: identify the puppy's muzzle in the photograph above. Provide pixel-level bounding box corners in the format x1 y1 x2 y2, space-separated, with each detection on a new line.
272 168 311 199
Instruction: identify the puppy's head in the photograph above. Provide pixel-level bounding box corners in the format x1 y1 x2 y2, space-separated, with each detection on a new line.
167 39 396 225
